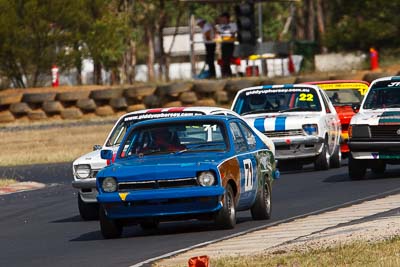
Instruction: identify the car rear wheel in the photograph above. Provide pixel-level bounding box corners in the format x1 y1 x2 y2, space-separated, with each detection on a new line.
78 194 99 221
314 139 330 170
330 144 342 168
99 205 123 239
215 184 236 229
251 180 272 220
371 161 386 175
348 154 367 180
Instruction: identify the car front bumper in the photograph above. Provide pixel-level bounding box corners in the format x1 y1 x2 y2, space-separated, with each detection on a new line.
72 178 98 203
272 136 325 160
98 186 225 220
349 140 400 160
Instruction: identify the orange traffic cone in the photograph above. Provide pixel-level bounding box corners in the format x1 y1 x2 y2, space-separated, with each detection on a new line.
188 255 209 267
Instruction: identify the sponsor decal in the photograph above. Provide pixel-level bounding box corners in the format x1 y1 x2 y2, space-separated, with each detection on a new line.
245 88 311 96
119 192 128 201
378 111 400 125
124 111 203 122
317 82 369 95
371 152 379 159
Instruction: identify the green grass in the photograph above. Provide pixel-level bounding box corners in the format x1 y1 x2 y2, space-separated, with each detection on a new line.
211 237 400 267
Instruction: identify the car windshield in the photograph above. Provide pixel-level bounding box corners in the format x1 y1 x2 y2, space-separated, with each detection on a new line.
233 87 322 115
363 85 400 109
106 111 205 147
119 121 228 158
324 89 363 105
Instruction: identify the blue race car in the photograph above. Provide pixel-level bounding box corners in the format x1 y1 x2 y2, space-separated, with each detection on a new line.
97 115 278 238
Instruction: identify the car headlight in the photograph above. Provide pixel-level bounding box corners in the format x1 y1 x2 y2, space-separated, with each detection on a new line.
197 171 216 186
302 124 318 136
102 177 117 192
75 164 91 179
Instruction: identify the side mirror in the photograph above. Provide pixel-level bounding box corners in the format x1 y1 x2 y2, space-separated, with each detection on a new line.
100 149 113 160
352 104 360 113
93 144 102 151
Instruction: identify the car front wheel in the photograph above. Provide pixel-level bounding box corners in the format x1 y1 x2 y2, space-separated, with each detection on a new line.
348 154 367 180
251 180 272 220
99 205 123 239
78 194 99 221
215 184 236 229
315 139 330 170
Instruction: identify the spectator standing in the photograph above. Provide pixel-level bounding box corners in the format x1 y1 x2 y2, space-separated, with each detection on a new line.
216 12 237 77
196 18 217 78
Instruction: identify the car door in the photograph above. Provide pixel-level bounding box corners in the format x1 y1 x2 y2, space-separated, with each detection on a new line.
320 90 339 153
229 121 257 210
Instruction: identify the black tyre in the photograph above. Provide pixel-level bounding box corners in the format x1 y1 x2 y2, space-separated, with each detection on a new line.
78 194 99 220
348 154 367 180
99 205 122 239
251 180 272 220
371 161 386 175
314 139 330 170
330 144 342 168
215 184 236 229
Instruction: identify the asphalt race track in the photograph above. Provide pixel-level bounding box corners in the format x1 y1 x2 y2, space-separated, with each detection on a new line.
1 162 400 267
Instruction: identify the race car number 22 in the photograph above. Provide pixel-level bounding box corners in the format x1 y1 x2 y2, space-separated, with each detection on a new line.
299 93 313 101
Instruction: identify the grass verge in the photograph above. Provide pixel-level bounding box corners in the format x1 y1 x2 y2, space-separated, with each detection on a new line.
0 124 110 166
211 237 400 267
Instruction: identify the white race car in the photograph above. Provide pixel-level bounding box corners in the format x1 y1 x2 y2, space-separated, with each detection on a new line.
72 106 274 220
231 84 341 170
348 76 400 179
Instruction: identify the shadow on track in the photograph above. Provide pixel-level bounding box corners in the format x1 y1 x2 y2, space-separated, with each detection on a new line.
70 215 253 241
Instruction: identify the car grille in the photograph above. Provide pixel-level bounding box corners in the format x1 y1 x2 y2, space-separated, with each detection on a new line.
118 177 199 191
264 129 304 138
370 126 400 139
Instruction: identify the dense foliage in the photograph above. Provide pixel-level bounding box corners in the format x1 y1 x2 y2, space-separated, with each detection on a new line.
0 0 398 88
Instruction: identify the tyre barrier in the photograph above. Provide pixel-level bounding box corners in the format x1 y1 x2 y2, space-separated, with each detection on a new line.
0 71 392 124
61 107 83 120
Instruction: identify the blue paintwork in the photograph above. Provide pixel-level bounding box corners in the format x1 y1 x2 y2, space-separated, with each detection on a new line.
275 116 287 131
96 115 273 221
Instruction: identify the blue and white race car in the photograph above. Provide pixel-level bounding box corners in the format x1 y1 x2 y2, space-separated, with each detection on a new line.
348 76 400 179
72 106 274 220
231 84 341 170
97 115 278 238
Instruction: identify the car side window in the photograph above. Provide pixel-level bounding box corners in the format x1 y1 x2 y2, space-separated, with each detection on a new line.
230 122 248 153
238 122 256 150
320 92 332 113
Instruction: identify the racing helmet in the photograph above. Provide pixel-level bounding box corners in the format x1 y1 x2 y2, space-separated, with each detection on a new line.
248 95 268 110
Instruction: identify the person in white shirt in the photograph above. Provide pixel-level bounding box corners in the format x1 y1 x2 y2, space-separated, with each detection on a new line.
196 18 216 78
216 12 237 77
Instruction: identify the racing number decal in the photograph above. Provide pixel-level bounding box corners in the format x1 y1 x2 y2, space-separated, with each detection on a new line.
299 93 313 101
243 159 253 192
358 88 368 95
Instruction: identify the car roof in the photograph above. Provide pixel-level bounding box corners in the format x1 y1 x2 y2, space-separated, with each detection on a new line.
116 106 238 123
303 80 370 86
368 75 400 88
128 114 233 129
231 84 323 109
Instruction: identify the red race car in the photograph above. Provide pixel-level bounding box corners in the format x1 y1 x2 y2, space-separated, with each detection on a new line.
305 80 369 157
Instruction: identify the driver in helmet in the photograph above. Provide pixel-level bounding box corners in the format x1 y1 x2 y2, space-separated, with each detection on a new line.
248 95 270 111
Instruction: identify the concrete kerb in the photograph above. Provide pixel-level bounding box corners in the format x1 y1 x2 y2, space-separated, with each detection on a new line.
0 181 46 195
